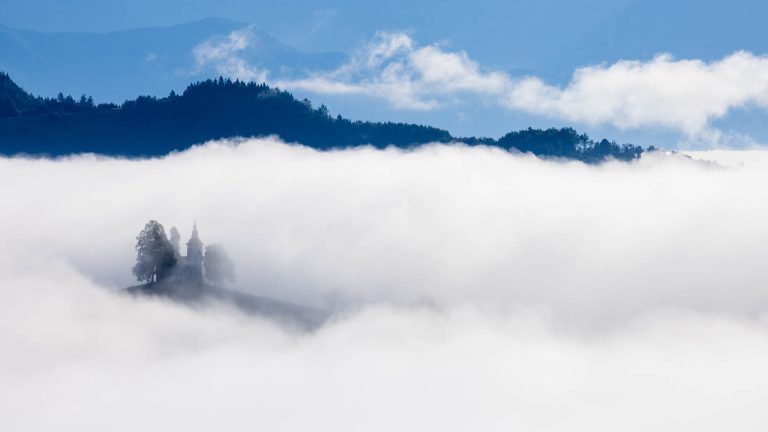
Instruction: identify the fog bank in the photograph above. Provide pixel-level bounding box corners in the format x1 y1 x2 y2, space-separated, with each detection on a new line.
2 139 768 430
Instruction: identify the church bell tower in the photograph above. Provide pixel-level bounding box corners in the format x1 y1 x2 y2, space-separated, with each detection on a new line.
186 222 203 282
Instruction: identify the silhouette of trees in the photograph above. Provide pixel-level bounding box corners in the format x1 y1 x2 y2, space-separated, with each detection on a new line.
204 244 235 286
132 220 177 283
498 127 644 162
0 72 38 117
0 71 649 162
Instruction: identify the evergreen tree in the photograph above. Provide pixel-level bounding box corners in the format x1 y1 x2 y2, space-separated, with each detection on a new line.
132 220 177 283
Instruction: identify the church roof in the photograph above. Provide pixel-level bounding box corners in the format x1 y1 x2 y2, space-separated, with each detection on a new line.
187 222 203 247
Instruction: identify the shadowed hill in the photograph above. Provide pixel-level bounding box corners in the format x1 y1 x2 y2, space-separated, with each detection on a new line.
0 72 646 162
0 71 40 116
126 280 329 330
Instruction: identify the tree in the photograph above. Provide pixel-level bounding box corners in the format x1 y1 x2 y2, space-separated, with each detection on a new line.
132 220 177 283
169 226 181 258
317 104 330 118
203 244 235 286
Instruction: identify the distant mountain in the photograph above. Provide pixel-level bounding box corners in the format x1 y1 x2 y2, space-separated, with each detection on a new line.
557 0 768 75
126 280 328 330
0 18 344 103
0 72 646 162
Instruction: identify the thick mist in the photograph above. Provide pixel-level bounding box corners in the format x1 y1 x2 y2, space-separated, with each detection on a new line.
3 139 768 321
2 139 768 430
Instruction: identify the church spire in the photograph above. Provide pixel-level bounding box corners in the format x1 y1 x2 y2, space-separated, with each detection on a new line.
185 221 204 282
191 221 199 241
187 222 202 247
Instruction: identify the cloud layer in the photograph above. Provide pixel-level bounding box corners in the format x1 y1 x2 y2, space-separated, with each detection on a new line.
508 51 768 136
198 29 768 138
4 139 768 320
3 140 768 430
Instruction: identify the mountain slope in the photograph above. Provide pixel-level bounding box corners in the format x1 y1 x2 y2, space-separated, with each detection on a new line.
0 71 38 116
126 280 329 330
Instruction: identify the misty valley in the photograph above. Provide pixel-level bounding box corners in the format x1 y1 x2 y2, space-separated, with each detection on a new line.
3 5 768 431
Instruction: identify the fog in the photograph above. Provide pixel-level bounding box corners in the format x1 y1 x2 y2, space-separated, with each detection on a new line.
2 139 768 430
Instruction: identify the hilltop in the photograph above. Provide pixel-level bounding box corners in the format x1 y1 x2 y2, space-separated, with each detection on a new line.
126 280 329 330
0 71 646 162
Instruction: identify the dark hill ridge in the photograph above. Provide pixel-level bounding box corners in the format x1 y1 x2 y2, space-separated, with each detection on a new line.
0 72 647 162
0 71 39 115
126 280 329 330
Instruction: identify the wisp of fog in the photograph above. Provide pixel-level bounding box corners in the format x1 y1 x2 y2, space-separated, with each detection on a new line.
2 138 768 431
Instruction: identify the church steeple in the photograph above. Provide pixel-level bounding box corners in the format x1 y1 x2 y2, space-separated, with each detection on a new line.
185 222 203 282
188 222 202 247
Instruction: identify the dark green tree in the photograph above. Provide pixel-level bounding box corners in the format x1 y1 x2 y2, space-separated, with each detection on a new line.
132 220 177 283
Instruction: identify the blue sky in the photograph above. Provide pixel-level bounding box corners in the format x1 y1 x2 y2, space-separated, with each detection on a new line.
4 0 764 65
2 0 768 147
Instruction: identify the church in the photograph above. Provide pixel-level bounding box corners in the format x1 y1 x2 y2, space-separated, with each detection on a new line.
173 223 204 283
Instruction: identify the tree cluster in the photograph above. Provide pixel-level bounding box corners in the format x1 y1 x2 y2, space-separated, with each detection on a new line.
498 127 643 162
132 220 234 286
0 72 107 118
132 220 176 283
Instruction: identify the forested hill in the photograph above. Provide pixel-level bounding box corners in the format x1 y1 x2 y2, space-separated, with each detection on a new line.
0 72 646 162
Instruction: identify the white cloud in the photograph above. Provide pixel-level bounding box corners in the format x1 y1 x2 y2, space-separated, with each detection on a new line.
4 140 768 430
270 33 768 139
192 26 268 82
508 52 768 137
3 139 768 317
274 32 507 110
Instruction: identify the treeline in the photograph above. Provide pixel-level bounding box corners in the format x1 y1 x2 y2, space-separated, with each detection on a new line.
0 72 647 162
0 72 111 116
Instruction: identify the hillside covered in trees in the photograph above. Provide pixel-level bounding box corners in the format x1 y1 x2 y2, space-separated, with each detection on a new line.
0 71 646 162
